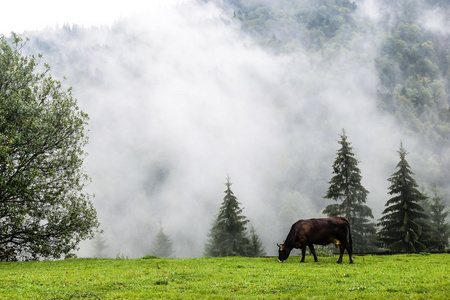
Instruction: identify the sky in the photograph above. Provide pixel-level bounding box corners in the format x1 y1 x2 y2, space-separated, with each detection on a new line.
0 0 186 35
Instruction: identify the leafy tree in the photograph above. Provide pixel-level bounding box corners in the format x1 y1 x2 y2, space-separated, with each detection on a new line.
375 0 450 146
205 176 263 257
0 35 98 260
323 129 377 252
149 225 175 258
424 186 450 251
229 0 358 54
377 143 429 252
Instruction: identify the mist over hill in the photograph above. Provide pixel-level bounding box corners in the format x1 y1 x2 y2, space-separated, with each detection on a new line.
14 0 449 257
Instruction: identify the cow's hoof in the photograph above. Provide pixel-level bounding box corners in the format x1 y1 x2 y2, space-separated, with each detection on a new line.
349 261 354 264
336 261 342 264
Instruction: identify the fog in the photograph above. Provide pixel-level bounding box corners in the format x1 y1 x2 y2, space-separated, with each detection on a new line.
18 0 448 257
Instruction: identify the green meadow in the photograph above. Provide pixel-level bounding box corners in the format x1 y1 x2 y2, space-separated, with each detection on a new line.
0 254 449 299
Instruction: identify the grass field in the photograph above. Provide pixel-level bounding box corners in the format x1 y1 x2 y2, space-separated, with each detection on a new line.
0 253 449 299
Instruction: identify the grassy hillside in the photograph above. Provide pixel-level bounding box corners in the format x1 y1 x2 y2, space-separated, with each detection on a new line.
1 254 449 299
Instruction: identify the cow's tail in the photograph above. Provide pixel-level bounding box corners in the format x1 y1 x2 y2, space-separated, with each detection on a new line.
348 227 353 249
347 221 353 250
344 218 353 249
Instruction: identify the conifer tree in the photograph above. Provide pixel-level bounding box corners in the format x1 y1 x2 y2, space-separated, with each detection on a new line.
205 176 264 257
91 229 109 258
150 225 175 258
323 129 377 252
378 143 429 252
425 186 450 251
248 225 266 257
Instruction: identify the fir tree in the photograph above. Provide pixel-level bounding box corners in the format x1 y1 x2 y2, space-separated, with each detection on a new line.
323 130 377 252
377 143 429 252
205 176 263 257
150 225 175 258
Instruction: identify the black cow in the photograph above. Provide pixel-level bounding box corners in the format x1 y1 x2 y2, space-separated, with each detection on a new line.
277 217 353 264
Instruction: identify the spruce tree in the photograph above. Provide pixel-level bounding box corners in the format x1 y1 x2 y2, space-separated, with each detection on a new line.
205 176 264 257
150 225 175 258
323 129 377 252
378 143 429 252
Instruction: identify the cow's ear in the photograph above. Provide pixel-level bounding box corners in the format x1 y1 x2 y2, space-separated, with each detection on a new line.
277 243 280 247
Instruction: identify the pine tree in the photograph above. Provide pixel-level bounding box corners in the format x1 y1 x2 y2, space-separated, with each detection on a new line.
377 143 429 252
205 176 263 257
425 186 450 251
150 225 175 258
323 129 377 252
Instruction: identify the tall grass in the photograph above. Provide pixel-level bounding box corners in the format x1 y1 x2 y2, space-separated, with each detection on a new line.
1 254 449 299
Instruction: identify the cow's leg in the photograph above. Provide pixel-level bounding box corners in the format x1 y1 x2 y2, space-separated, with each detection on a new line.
307 243 318 262
337 244 344 263
300 244 307 262
342 241 354 264
348 249 354 264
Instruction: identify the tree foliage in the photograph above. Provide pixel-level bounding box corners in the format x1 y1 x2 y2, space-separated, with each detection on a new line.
0 35 98 260
374 0 450 146
91 229 109 258
424 186 450 250
205 176 264 257
248 225 266 257
228 0 358 54
377 143 429 252
323 129 377 252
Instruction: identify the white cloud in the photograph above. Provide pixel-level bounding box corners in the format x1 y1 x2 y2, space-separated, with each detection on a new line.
420 8 450 35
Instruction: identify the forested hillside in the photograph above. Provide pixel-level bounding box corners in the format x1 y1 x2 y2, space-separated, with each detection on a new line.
11 0 449 257
223 0 450 146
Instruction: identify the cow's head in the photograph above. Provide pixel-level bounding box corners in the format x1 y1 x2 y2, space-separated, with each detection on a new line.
277 243 291 262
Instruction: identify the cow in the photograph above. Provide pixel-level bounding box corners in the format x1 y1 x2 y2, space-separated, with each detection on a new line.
277 217 353 264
